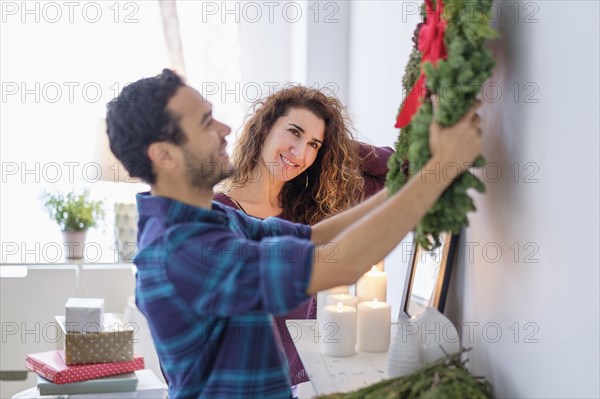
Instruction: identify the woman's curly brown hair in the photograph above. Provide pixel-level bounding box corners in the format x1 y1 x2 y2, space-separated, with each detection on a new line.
229 85 365 225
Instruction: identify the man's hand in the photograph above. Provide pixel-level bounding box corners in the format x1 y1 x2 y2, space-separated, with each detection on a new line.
429 100 482 173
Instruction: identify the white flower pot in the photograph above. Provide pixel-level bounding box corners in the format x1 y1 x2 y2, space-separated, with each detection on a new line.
62 230 87 260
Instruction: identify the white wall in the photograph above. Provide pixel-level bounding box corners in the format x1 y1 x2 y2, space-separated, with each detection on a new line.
239 1 350 101
445 1 599 397
348 1 421 147
349 1 600 397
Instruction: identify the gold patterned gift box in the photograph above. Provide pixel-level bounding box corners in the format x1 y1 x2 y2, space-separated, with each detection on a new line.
55 314 134 365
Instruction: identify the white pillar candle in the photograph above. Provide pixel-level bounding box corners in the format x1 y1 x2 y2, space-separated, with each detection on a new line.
317 285 349 322
357 298 392 353
326 293 359 309
319 302 357 357
356 266 387 302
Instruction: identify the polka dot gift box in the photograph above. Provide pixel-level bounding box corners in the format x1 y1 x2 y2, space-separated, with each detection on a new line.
55 313 134 365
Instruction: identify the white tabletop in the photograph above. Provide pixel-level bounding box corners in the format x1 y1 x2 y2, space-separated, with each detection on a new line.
287 319 398 395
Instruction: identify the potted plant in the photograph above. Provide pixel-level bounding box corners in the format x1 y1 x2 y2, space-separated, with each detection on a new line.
41 189 105 260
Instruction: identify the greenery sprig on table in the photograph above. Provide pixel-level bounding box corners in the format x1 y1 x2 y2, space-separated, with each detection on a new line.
41 189 104 232
386 0 499 250
317 349 493 399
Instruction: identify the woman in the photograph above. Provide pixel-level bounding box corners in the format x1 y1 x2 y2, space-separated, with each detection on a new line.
214 86 392 391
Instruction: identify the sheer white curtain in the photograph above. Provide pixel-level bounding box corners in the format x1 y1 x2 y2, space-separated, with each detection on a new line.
174 1 245 143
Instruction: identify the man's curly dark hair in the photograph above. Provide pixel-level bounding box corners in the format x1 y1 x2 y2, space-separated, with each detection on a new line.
106 69 187 184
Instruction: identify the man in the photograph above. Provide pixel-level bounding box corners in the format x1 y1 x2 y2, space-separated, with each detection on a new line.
106 69 481 399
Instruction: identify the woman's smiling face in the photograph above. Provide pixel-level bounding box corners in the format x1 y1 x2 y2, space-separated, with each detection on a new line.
260 107 325 182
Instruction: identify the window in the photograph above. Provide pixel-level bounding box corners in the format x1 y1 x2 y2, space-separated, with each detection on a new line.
0 1 241 262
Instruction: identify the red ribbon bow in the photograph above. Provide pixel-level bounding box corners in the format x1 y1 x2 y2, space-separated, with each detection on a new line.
395 0 447 129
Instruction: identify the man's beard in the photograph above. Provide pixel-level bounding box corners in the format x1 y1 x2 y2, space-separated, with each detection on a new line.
182 147 234 190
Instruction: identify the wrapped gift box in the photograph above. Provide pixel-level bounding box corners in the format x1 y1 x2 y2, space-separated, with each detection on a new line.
37 372 138 395
25 350 144 384
69 370 167 399
65 297 105 333
56 313 134 365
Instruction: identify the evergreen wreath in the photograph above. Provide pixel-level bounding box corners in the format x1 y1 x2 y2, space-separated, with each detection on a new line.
386 0 499 250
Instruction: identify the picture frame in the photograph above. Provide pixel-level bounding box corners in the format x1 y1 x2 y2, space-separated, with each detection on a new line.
399 232 460 319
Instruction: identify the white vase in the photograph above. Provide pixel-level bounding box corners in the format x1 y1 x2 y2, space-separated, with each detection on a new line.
412 307 460 365
62 230 87 260
387 320 423 378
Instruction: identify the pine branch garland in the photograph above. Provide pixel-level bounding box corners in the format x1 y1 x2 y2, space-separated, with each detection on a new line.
386 0 499 250
317 349 493 399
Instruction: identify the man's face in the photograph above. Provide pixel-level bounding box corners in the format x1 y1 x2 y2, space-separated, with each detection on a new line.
166 85 233 189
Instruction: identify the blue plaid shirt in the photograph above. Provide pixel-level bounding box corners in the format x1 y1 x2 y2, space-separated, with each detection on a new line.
134 192 314 398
